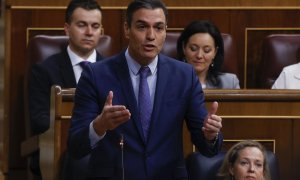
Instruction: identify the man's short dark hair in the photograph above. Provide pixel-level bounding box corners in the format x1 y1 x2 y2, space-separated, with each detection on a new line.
126 0 168 27
65 0 102 24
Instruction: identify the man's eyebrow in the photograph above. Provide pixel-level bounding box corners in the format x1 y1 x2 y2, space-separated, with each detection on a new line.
135 20 147 24
76 20 87 24
134 20 166 25
154 22 166 26
76 20 101 25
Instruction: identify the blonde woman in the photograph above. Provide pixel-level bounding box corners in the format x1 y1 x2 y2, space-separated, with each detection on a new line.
218 140 271 180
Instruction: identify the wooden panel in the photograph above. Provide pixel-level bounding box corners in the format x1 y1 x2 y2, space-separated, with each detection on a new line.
6 0 300 7
221 119 291 179
202 89 300 180
222 140 275 153
293 120 300 179
229 10 300 88
246 28 300 88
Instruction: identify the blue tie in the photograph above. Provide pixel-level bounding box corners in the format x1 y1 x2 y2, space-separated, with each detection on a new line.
79 61 91 69
138 66 152 140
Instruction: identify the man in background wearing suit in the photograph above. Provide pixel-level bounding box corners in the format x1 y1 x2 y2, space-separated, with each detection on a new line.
28 0 103 177
68 0 223 179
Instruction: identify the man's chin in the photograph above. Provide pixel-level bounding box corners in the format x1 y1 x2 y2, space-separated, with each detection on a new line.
143 51 158 59
81 46 94 53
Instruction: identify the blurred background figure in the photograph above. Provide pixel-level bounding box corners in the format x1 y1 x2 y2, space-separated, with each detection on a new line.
27 0 104 178
272 62 300 89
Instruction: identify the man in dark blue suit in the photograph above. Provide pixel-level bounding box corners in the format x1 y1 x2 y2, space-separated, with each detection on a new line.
28 0 104 177
68 0 223 179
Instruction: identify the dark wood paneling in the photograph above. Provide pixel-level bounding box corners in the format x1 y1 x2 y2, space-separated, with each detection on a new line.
221 119 291 179
6 0 300 7
246 29 300 88
293 120 300 179
203 89 300 180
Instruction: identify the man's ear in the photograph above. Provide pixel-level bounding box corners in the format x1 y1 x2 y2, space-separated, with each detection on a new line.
124 22 129 39
64 23 70 36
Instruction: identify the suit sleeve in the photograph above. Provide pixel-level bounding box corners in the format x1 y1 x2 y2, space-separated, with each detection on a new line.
68 65 104 159
28 64 52 135
185 69 223 157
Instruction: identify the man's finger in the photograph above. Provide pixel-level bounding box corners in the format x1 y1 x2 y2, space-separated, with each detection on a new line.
104 91 113 106
209 101 218 115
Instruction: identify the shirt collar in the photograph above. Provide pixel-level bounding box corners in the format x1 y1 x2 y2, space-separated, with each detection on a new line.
67 46 97 66
125 48 158 76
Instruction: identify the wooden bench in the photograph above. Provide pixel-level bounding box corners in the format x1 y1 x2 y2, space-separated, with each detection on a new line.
28 87 300 180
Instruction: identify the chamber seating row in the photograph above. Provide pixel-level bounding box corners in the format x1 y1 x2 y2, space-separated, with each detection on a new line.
28 33 300 89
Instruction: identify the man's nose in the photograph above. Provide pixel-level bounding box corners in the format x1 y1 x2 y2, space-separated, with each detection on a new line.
146 28 155 40
85 26 93 35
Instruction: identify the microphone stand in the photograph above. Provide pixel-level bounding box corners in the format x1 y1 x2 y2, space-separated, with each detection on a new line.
120 134 125 180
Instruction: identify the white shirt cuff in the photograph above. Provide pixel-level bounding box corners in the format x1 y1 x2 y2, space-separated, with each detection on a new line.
89 121 106 148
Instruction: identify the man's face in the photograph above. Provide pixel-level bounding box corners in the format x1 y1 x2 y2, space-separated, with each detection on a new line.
64 7 102 58
124 8 167 65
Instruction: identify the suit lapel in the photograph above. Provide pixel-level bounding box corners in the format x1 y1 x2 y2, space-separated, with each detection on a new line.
95 52 103 62
59 51 76 87
115 53 146 143
59 51 102 87
148 55 169 141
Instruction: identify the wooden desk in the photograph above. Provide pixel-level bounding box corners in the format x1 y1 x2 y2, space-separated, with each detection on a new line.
42 88 300 180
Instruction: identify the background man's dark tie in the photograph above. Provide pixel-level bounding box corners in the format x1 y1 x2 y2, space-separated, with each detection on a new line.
79 61 91 69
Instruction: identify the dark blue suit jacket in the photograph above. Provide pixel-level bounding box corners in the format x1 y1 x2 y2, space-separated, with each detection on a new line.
68 52 222 180
29 50 103 134
28 49 103 177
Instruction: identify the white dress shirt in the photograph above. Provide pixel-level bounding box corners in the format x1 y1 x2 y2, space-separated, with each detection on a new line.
67 46 97 83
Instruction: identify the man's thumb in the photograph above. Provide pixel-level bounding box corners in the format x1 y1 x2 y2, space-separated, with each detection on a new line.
105 91 113 106
209 101 218 115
